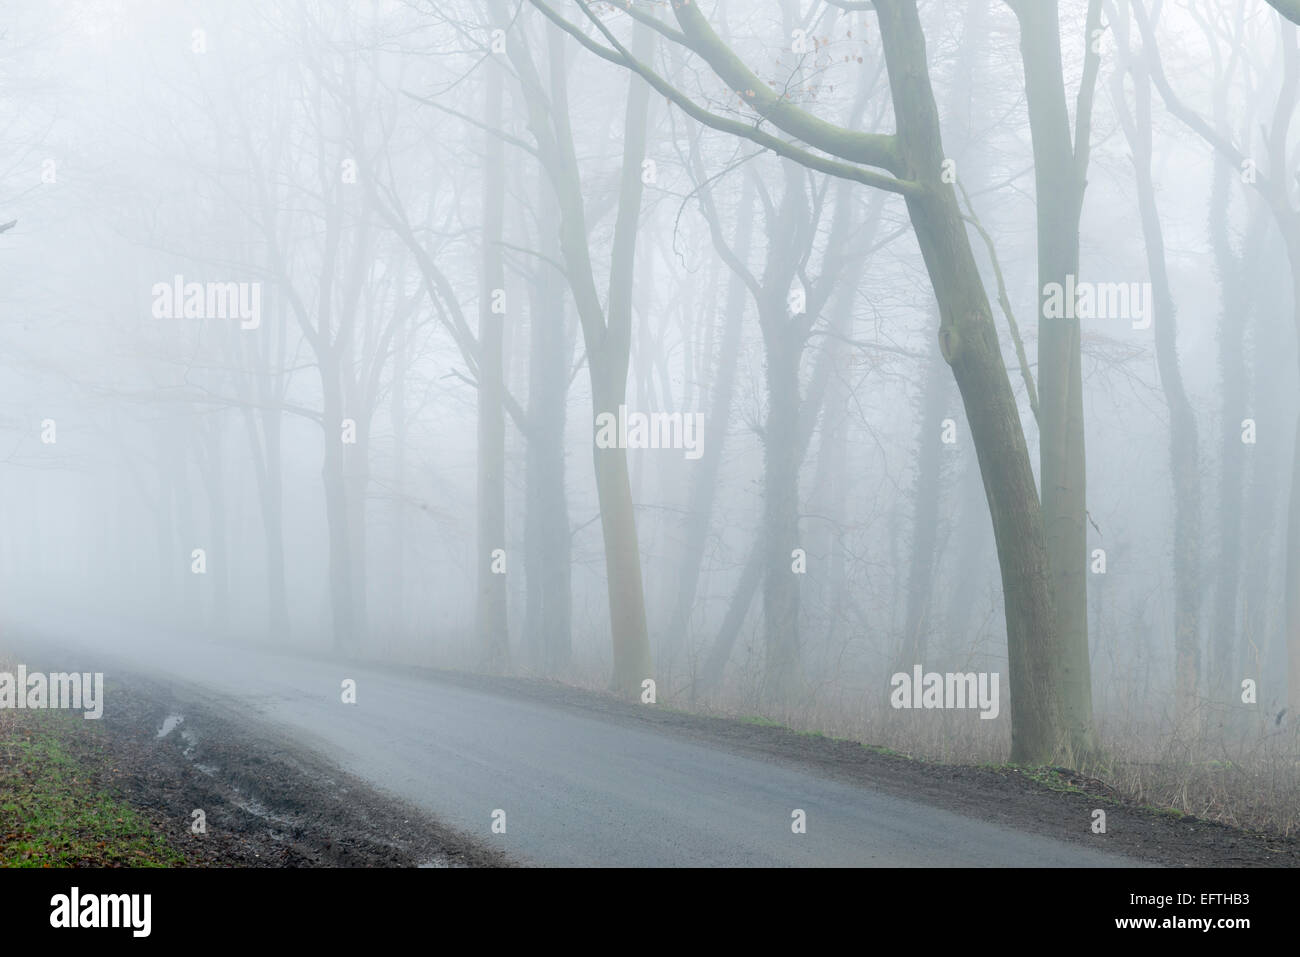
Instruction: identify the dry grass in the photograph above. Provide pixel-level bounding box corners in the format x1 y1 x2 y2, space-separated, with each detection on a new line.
670 677 1300 838
1093 706 1300 837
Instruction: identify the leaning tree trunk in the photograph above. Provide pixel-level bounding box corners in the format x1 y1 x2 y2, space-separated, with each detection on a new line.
896 0 987 675
878 0 1067 762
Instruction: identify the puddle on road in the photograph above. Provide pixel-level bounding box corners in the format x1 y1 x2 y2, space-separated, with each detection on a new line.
156 714 185 739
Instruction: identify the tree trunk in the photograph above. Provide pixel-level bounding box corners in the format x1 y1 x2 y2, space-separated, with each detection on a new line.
1208 161 1247 703
591 370 654 695
320 358 355 651
1011 0 1097 759
1284 225 1300 714
200 425 230 635
760 315 804 705
665 180 756 674
697 543 765 696
523 176 573 675
1130 81 1201 726
896 336 948 671
477 53 510 672
878 0 1067 762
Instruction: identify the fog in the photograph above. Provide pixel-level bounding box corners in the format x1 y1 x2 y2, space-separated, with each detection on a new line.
2 0 1298 782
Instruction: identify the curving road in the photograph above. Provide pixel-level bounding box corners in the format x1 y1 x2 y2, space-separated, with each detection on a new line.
15 620 1145 868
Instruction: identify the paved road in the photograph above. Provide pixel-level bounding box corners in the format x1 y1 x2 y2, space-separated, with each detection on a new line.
16 621 1144 867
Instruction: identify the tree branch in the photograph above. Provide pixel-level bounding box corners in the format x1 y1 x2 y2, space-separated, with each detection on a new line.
958 179 1039 422
1264 0 1300 27
527 0 920 196
1131 0 1266 192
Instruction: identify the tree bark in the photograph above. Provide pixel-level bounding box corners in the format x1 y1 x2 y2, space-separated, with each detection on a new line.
477 52 510 672
1009 0 1101 759
878 0 1067 762
523 171 573 675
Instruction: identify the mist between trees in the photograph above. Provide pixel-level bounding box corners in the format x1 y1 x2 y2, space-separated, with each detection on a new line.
2 0 1299 821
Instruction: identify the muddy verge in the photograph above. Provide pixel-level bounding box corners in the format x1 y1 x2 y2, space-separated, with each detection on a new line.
57 671 511 868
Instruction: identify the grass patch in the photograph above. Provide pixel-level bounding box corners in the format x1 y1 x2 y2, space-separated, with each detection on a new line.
862 743 912 760
0 712 184 867
1015 766 1088 796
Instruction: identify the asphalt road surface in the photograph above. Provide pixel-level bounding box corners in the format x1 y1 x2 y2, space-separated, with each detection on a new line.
16 621 1145 867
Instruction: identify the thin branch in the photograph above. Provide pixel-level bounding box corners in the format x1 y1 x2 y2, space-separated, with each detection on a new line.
402 89 541 160
526 0 921 197
1131 0 1266 192
957 179 1039 422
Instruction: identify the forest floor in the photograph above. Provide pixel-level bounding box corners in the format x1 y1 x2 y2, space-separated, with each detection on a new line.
0 662 510 868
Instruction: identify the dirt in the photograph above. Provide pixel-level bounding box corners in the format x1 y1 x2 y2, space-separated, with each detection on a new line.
40 670 512 868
